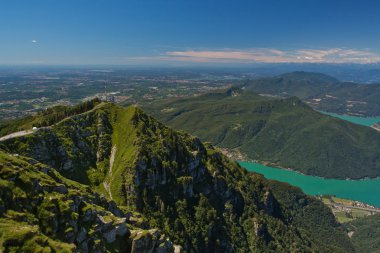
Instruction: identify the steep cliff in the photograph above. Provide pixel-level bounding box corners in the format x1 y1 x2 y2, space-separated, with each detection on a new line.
1 102 355 252
0 151 175 252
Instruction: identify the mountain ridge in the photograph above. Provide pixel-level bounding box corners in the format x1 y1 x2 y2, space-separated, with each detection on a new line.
0 102 355 252
144 89 380 179
243 71 380 116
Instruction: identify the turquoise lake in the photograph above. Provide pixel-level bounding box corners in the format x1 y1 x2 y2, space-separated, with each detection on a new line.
321 111 380 126
240 161 380 207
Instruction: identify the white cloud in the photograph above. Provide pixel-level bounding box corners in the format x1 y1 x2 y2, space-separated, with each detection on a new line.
32 40 37 43
148 48 380 64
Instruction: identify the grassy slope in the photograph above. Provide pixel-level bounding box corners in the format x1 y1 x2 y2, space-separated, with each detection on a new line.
106 104 140 205
0 151 133 252
0 152 75 252
0 102 356 252
144 89 380 179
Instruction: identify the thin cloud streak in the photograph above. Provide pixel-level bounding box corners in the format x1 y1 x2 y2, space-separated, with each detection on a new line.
154 48 380 64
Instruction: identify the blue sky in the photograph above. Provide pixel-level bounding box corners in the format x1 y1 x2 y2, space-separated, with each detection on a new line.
1 0 380 65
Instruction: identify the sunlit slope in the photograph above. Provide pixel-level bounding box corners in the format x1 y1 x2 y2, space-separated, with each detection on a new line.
1 102 355 252
144 89 380 179
0 150 175 252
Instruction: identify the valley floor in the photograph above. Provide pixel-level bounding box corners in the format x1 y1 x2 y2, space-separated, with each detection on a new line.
318 196 380 223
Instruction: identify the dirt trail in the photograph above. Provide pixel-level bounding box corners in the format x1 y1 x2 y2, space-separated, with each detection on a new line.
0 130 35 141
0 127 51 142
104 145 116 200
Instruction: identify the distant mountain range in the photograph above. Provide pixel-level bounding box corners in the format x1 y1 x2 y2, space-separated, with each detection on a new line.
242 71 380 117
144 88 380 179
0 101 354 252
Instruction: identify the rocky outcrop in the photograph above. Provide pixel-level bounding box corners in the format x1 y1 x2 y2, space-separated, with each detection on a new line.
2 107 114 185
0 151 176 253
130 229 174 253
0 103 355 253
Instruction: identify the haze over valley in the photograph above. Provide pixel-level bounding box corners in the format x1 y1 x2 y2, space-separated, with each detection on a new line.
1 1 380 252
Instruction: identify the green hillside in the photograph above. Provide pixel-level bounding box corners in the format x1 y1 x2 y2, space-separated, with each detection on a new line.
344 213 380 253
244 71 338 99
0 102 355 252
243 71 380 116
0 150 175 252
0 98 102 137
144 89 380 179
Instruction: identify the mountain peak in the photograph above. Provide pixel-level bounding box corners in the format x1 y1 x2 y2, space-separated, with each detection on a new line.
0 103 355 252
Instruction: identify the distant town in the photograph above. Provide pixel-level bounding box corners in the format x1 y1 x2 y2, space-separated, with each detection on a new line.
0 68 237 120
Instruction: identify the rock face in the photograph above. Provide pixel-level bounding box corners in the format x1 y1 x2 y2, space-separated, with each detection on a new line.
1 102 356 252
130 229 174 253
3 109 113 185
0 151 175 253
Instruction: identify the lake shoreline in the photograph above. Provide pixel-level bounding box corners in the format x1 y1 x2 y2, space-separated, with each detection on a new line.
239 160 380 208
319 111 380 127
243 159 380 182
219 147 380 181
